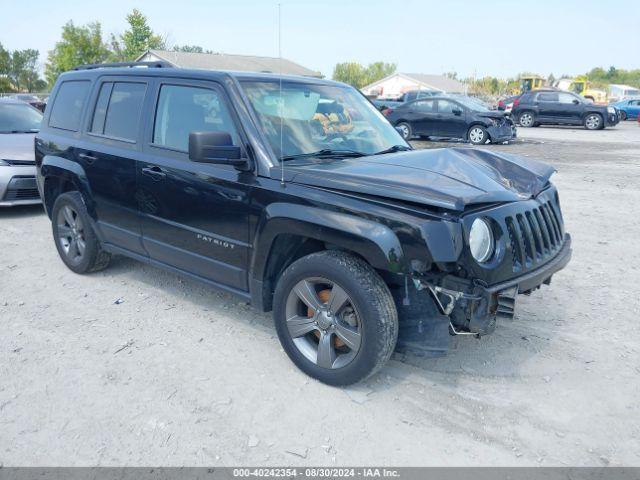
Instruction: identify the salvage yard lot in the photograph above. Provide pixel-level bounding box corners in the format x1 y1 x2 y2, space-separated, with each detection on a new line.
1 122 639 466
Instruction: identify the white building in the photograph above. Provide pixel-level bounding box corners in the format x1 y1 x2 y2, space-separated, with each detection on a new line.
608 84 640 102
361 73 466 99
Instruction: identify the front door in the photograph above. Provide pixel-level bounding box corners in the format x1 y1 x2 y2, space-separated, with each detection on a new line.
556 92 584 124
435 99 467 138
137 80 252 292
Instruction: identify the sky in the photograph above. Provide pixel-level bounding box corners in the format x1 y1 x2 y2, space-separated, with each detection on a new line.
1 0 639 80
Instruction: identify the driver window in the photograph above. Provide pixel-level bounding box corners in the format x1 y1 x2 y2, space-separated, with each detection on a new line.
558 92 578 104
153 84 239 152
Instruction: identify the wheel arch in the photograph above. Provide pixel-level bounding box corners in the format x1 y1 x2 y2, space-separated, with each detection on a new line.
249 203 407 311
41 156 93 219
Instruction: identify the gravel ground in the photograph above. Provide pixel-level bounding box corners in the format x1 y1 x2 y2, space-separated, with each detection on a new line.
1 122 639 466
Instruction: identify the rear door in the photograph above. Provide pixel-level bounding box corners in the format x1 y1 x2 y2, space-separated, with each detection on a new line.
435 99 467 138
407 99 437 135
137 79 252 292
80 77 149 255
535 92 559 122
629 100 640 118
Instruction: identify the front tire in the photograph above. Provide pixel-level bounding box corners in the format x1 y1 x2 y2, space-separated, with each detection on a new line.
468 125 488 145
273 251 398 386
620 111 627 121
396 122 412 141
584 113 603 130
51 192 111 274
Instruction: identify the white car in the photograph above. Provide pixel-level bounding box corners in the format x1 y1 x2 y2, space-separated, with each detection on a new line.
0 98 43 206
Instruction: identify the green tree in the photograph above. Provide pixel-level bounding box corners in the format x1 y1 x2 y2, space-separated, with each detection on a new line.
0 43 10 74
115 9 166 61
332 61 396 88
172 45 213 54
11 49 41 91
45 21 110 86
332 62 366 87
363 61 396 85
0 43 45 92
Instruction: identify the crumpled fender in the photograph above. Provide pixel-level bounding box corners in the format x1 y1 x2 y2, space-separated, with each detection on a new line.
250 202 408 281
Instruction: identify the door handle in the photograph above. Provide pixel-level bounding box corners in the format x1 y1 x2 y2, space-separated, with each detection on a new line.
78 152 97 164
141 165 167 181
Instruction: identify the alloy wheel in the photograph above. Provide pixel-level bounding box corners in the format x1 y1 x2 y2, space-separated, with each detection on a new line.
469 127 485 144
519 112 533 127
56 205 86 263
284 277 362 369
585 114 601 129
397 123 410 140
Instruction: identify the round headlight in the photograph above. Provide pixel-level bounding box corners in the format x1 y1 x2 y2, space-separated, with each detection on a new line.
469 218 494 263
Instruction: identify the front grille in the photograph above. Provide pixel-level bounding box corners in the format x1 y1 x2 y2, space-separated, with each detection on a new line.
3 188 40 201
3 176 40 202
505 200 565 272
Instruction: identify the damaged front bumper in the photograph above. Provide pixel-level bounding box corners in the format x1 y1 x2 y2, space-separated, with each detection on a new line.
395 234 572 356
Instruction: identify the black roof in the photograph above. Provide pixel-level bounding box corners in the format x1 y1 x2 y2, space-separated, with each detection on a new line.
58 65 342 87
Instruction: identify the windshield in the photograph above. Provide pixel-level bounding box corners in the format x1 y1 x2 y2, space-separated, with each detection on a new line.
0 102 42 133
455 96 491 111
241 81 408 160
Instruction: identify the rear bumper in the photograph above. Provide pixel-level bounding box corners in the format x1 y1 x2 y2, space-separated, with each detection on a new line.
0 166 41 206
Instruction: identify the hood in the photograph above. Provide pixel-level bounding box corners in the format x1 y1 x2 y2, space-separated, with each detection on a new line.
0 133 36 161
274 148 555 211
475 110 507 119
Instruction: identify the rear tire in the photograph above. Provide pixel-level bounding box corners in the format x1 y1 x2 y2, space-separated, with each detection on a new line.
273 250 398 386
51 192 111 274
518 111 535 127
396 122 412 141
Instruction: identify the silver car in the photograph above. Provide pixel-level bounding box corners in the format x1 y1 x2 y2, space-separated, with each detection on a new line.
0 97 43 206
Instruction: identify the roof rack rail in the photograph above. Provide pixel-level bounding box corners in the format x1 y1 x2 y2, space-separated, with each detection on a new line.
74 61 172 71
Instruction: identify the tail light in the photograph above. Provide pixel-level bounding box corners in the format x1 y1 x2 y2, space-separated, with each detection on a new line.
498 100 505 108
383 108 393 116
513 98 520 107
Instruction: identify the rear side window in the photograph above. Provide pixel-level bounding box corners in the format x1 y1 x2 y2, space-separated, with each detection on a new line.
538 92 558 102
414 100 434 112
90 82 146 141
153 84 239 152
48 80 91 131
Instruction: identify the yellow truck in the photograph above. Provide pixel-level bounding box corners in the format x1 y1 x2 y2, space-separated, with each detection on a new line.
554 78 607 104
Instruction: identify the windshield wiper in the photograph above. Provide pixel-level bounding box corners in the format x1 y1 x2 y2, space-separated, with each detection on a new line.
280 149 367 161
372 145 412 155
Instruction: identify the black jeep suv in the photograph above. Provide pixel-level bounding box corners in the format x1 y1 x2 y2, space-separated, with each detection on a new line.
512 89 620 130
36 63 571 385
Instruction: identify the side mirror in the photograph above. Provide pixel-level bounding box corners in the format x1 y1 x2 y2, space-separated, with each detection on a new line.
452 108 463 116
572 99 580 105
188 131 248 169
